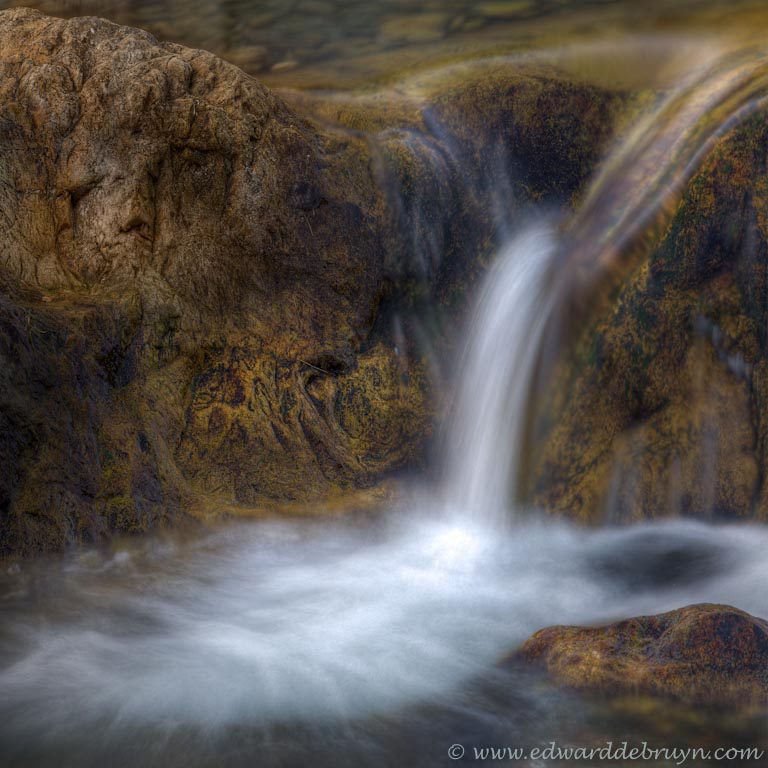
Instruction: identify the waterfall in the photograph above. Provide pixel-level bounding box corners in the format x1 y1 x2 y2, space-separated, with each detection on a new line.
442 224 558 522
441 46 768 526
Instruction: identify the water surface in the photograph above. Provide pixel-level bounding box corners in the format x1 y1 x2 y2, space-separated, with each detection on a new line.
5 0 768 88
2 508 768 766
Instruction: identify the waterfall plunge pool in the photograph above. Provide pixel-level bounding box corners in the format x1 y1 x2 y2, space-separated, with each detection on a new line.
1 506 767 767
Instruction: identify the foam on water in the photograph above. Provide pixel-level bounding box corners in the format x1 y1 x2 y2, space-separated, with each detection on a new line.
1 510 768 744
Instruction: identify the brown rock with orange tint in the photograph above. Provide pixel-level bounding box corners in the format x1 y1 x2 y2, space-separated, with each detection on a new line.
0 9 625 555
513 604 768 707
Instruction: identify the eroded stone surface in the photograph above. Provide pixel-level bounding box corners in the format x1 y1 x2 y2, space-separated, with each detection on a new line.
528 111 768 522
0 9 625 555
513 604 768 708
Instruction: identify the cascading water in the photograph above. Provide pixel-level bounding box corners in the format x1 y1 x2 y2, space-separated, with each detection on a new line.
442 224 558 521
5 30 768 768
439 43 768 528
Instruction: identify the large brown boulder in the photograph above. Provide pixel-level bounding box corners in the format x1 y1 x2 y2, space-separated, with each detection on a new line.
528 108 768 522
513 604 768 708
0 7 426 553
0 9 626 555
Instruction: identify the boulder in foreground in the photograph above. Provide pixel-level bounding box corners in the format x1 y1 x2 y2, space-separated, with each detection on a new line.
512 604 768 708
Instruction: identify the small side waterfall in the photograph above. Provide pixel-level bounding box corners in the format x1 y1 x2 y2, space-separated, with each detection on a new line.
442 224 559 522
441 45 768 527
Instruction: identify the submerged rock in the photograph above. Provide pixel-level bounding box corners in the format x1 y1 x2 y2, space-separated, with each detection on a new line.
0 9 626 554
513 604 768 708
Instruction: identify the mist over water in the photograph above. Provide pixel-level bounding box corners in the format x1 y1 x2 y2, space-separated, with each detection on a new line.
3 511 768 765
2 224 768 766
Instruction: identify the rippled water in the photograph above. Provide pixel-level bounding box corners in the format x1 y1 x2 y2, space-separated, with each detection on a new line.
2 509 768 767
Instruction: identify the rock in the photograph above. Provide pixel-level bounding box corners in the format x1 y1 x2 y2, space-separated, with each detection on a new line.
287 60 630 312
0 9 628 556
528 108 768 522
512 604 768 708
0 7 416 555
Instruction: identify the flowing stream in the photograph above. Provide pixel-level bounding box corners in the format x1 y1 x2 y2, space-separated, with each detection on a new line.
3 3 768 767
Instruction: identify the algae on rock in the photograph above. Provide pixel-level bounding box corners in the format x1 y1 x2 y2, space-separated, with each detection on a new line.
527 110 768 523
513 604 768 708
0 8 628 555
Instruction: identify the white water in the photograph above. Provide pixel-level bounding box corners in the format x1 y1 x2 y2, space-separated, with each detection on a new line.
443 224 558 521
2 223 768 766
4 48 768 764
2 513 768 758
0 224 572 755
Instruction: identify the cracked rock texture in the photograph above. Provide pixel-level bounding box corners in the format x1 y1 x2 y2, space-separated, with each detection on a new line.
0 9 625 555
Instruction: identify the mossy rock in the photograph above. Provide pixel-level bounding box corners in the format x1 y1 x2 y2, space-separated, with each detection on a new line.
528 109 768 522
512 604 768 709
0 9 631 555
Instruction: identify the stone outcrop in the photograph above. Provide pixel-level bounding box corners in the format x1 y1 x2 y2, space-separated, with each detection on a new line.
513 604 768 708
0 9 626 555
528 108 768 522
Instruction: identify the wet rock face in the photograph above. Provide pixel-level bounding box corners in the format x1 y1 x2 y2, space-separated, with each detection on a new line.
513 604 768 708
0 9 624 555
529 111 768 522
289 66 628 315
0 8 425 554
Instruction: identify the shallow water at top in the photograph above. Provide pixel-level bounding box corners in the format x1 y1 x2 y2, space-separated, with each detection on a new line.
4 0 768 89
